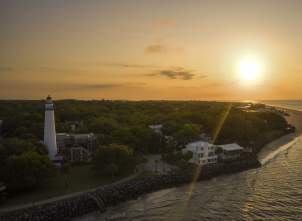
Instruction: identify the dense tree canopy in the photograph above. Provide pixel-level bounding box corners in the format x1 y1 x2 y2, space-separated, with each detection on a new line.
0 150 55 193
92 144 136 176
0 100 290 155
0 137 55 193
0 138 47 159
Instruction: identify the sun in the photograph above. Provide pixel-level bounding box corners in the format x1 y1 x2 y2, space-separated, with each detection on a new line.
237 58 262 82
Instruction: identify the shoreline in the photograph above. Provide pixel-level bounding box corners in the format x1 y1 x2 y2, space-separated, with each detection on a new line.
258 133 299 165
261 102 302 135
284 109 302 136
261 102 302 113
257 105 302 165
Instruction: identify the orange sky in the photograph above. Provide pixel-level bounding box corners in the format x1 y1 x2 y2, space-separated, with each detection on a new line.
1 0 302 100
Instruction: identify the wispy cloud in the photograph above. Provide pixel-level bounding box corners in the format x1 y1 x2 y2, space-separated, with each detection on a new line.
147 67 203 80
78 83 121 89
0 67 13 72
159 69 194 80
0 81 147 92
77 82 146 89
103 63 159 69
152 18 176 29
145 43 184 55
38 66 63 71
145 44 167 54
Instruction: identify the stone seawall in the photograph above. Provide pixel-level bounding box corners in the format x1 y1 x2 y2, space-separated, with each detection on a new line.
0 158 260 221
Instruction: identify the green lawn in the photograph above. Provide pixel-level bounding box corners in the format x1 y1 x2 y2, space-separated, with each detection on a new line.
0 165 129 209
134 170 159 179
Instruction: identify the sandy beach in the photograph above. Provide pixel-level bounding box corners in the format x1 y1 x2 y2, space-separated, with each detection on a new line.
258 108 302 164
285 109 302 135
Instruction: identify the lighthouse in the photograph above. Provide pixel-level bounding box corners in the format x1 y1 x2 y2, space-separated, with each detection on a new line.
44 95 58 161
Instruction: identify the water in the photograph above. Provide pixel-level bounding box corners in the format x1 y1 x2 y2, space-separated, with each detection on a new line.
261 100 302 112
76 134 302 221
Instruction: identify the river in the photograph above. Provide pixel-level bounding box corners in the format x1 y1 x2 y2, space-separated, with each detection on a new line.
76 107 302 221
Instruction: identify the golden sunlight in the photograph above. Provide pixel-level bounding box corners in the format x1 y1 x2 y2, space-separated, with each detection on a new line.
237 57 263 82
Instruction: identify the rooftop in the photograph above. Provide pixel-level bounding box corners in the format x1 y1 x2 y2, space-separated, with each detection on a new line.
149 124 163 129
184 141 211 152
184 141 244 152
186 140 209 146
57 133 95 138
220 143 244 151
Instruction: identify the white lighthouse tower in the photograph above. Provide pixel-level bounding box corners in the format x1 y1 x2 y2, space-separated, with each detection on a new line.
44 95 58 161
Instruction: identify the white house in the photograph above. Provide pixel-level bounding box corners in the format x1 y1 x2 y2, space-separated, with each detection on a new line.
149 124 163 135
219 143 244 161
182 141 244 165
182 141 218 165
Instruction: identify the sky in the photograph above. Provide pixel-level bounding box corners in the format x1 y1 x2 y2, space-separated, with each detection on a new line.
1 0 302 100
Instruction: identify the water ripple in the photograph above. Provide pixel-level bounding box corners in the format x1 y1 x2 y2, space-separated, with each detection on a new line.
75 138 302 221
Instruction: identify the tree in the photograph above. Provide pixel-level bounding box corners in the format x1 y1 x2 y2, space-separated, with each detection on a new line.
87 117 118 134
130 126 163 154
92 144 136 176
162 121 182 135
1 138 32 157
162 151 192 166
111 127 134 146
173 123 202 145
183 151 193 161
0 138 47 158
1 151 55 193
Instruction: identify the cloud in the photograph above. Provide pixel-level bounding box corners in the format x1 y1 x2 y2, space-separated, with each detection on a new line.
152 19 176 29
145 44 167 54
159 70 194 80
0 67 13 72
78 83 121 89
104 63 159 69
69 82 147 90
148 67 202 80
38 66 63 71
144 43 184 55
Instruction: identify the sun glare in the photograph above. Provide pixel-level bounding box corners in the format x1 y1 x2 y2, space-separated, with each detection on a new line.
237 58 263 83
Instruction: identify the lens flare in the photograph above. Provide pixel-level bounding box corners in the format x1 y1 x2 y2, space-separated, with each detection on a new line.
173 103 233 220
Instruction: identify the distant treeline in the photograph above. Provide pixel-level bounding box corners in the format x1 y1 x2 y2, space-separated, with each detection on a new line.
0 100 290 153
